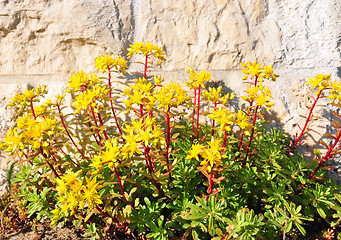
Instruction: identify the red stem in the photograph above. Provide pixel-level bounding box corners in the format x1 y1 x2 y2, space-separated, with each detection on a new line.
89 106 103 142
242 105 259 168
143 55 148 79
165 108 173 183
97 112 109 140
296 128 341 194
222 131 228 149
22 151 55 188
196 86 201 140
211 102 217 137
208 170 214 195
57 104 88 162
140 104 144 120
142 144 170 200
30 99 37 119
40 149 60 178
107 67 124 139
191 89 197 143
287 90 322 155
236 75 259 161
114 167 134 208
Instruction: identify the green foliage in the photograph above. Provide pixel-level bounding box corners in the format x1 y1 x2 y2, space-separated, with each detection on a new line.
1 42 341 239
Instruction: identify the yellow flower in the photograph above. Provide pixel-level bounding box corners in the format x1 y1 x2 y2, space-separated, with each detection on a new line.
89 155 103 175
101 138 121 166
208 106 236 132
306 73 331 93
185 143 204 161
127 41 166 64
9 85 47 108
121 134 142 159
185 68 211 89
82 177 103 209
95 55 128 74
1 129 23 154
73 85 109 113
67 70 98 92
235 110 252 130
260 64 279 81
188 138 226 172
155 81 189 111
203 86 235 105
136 127 153 146
328 79 341 103
241 61 262 80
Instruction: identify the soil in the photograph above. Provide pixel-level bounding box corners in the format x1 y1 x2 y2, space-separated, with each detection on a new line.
3 225 90 240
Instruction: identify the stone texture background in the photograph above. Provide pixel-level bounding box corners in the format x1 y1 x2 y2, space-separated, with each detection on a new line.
0 0 340 193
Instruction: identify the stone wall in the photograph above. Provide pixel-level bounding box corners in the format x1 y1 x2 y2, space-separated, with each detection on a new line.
0 0 340 193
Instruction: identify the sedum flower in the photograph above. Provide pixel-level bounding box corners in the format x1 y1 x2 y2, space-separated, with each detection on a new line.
127 41 166 64
185 68 212 89
241 61 279 81
185 143 204 161
241 61 262 80
73 85 109 113
155 81 189 111
235 110 252 130
208 106 236 132
95 55 128 74
328 79 341 104
123 78 156 112
53 170 103 221
306 73 332 96
202 86 235 105
241 83 275 110
121 134 142 159
82 177 103 209
260 64 279 81
186 138 226 172
67 70 99 93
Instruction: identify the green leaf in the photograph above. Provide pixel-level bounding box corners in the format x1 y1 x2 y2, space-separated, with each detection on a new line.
192 229 200 240
295 221 306 235
316 207 326 218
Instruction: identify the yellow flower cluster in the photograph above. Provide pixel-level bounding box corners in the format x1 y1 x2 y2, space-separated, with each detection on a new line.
67 71 100 93
34 99 52 116
73 85 109 114
124 116 165 147
95 55 128 74
127 41 166 64
9 85 48 111
241 83 275 110
304 73 341 103
329 80 341 103
155 81 189 111
241 61 279 81
51 170 103 224
306 73 331 90
207 107 252 133
185 68 212 89
235 110 252 130
123 78 155 112
1 114 60 155
90 137 121 174
208 107 236 132
202 86 235 105
185 138 226 172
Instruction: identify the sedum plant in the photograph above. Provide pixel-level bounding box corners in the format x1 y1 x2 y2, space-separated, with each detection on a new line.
2 41 341 239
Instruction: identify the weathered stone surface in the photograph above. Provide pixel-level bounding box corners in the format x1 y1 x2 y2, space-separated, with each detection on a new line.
0 0 133 75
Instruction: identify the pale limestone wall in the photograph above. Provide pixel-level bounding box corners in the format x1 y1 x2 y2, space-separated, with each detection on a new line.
0 0 340 192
